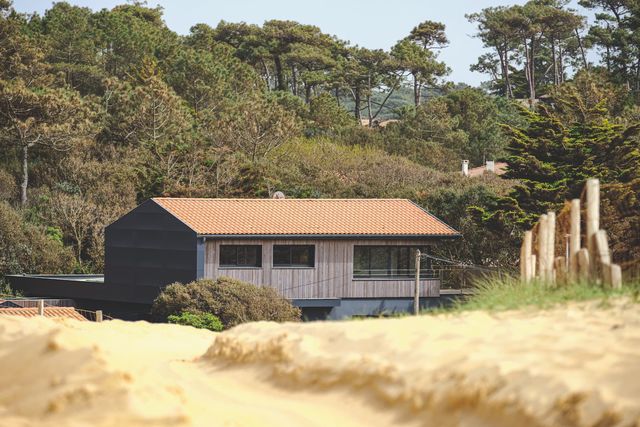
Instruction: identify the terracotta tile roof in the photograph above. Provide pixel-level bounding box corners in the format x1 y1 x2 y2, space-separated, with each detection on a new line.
152 198 460 237
0 307 87 321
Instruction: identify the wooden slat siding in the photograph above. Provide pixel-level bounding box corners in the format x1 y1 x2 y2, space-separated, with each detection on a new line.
204 239 441 299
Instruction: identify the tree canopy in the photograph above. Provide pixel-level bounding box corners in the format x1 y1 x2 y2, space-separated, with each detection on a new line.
0 0 639 276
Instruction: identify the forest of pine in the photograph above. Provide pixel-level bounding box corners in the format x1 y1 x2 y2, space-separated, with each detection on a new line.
1 0 640 280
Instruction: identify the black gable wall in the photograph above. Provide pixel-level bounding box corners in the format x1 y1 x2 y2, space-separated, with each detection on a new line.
105 200 199 291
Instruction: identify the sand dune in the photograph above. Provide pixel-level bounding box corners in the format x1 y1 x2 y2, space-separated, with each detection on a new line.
1 300 639 427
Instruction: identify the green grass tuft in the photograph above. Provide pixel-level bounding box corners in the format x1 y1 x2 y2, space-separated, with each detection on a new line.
436 276 640 314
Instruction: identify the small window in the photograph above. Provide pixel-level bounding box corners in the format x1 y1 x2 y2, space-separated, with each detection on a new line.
273 245 315 267
220 245 262 267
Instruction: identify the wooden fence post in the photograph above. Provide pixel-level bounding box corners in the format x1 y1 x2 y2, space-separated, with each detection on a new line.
531 254 537 279
610 264 622 290
577 248 590 282
520 239 526 282
594 230 611 285
523 230 533 282
586 179 600 278
96 310 103 322
547 211 556 283
538 214 549 281
569 199 581 281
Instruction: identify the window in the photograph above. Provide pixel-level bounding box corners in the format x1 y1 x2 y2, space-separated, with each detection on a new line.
353 246 432 279
273 245 315 267
219 245 262 267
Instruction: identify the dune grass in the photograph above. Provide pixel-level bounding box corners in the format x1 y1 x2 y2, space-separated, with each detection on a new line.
439 276 640 314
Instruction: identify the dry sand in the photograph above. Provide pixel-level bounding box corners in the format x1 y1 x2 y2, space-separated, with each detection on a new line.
1 300 639 427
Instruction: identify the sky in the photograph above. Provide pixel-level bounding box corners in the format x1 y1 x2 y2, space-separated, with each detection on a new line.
13 0 593 86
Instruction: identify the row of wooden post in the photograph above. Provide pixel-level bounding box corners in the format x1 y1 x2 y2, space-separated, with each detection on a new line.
520 179 622 288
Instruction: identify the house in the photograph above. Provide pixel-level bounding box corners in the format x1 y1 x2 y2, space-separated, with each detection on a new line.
8 198 460 319
462 160 508 178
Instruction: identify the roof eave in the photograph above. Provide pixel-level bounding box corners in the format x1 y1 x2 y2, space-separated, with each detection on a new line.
198 233 463 240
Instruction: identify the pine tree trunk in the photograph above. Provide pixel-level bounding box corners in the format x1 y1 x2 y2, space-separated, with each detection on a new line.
291 65 298 96
274 56 285 91
503 44 513 99
367 75 373 126
413 73 421 106
498 45 509 98
575 28 589 72
552 38 559 86
21 144 29 206
524 38 536 104
354 87 362 121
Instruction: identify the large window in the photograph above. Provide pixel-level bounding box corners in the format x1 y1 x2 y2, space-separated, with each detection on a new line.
273 245 315 267
220 245 262 267
353 246 432 279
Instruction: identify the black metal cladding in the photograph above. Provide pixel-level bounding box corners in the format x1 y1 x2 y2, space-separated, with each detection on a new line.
105 200 198 289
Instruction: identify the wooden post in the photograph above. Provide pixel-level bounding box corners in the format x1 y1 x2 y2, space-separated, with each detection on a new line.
37 299 44 316
523 231 533 282
610 264 622 290
554 257 567 285
520 239 527 282
538 214 549 281
586 179 600 274
96 310 103 323
593 229 611 285
593 230 611 265
531 254 536 279
547 211 556 283
569 199 581 281
577 248 590 282
414 250 421 316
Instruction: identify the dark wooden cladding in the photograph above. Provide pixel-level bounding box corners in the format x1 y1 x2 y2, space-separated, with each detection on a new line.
204 239 440 299
105 200 198 289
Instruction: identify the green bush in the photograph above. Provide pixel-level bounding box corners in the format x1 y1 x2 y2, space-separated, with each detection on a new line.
0 202 74 277
167 311 224 331
151 277 302 328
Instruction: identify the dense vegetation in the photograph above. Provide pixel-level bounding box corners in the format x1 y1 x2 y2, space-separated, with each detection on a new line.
151 278 302 328
167 311 224 331
1 0 639 281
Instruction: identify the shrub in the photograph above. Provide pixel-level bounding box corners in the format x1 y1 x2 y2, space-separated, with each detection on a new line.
151 277 302 328
167 311 224 331
0 202 74 277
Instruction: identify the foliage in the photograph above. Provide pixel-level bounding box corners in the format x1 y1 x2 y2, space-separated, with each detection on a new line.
442 276 640 313
468 1 587 100
471 76 640 263
1 0 639 278
167 311 224 332
0 201 74 277
307 93 355 135
151 277 302 328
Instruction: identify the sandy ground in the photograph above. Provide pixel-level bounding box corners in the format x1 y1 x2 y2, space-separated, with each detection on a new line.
1 300 639 427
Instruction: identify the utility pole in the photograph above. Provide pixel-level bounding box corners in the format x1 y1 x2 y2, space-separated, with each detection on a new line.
414 249 421 315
